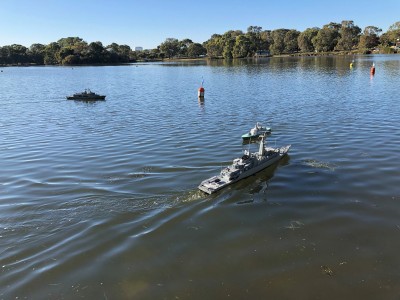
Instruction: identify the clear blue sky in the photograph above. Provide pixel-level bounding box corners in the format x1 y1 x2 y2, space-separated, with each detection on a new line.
1 0 399 49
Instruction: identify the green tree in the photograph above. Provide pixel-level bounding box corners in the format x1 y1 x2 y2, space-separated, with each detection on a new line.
106 43 120 53
7 44 29 64
62 54 79 65
44 42 61 64
358 26 381 51
85 41 105 63
118 44 132 62
247 26 262 34
178 39 193 57
105 43 121 63
57 37 84 48
0 47 6 64
312 25 340 52
270 29 289 55
220 30 242 58
204 34 224 58
284 30 300 53
325 22 341 31
336 20 361 51
155 46 165 59
222 40 235 58
71 40 89 57
150 48 161 59
298 28 319 52
159 38 180 58
246 26 263 55
57 46 75 64
379 33 391 47
28 43 45 64
187 43 206 57
260 30 272 51
135 49 148 60
129 50 138 62
232 35 251 58
0 46 11 64
388 21 400 31
380 21 400 46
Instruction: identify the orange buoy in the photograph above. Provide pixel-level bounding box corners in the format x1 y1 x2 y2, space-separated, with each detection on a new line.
198 86 205 98
370 63 375 75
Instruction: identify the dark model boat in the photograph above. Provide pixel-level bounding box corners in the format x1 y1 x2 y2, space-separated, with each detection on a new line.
66 89 106 101
241 122 272 140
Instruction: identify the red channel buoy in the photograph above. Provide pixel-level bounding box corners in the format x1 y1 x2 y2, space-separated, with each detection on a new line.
198 86 205 99
370 63 375 75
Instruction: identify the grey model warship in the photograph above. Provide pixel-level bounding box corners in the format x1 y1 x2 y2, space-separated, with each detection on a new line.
198 133 290 194
66 89 106 101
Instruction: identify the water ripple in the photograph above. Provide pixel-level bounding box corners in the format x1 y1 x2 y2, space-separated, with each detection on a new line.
1 57 400 299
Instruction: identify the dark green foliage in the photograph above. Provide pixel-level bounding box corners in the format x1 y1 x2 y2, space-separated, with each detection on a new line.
284 30 300 53
187 43 207 57
28 43 45 64
44 42 60 65
358 26 381 50
0 37 136 65
0 44 29 64
379 22 400 47
312 26 340 52
298 28 319 52
270 29 290 55
232 35 252 58
336 21 361 51
204 34 224 58
159 38 180 58
0 20 398 65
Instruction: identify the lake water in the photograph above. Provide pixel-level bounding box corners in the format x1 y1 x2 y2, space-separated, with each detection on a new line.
0 55 399 299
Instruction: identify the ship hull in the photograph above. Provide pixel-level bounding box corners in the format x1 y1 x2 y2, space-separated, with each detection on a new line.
198 145 290 194
66 96 106 100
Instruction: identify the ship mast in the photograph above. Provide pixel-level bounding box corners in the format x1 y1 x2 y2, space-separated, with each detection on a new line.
258 134 266 156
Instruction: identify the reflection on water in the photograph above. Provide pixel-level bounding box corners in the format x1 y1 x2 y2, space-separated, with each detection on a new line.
1 55 400 299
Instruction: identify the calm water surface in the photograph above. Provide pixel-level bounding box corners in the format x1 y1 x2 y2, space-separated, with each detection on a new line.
1 55 399 299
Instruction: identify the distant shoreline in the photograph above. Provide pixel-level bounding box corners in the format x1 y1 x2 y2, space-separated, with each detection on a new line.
1 52 398 67
159 51 399 62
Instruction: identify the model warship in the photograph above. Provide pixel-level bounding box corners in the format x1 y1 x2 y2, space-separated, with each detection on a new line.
198 132 290 194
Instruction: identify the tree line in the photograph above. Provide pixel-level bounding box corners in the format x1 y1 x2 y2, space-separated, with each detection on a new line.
0 37 138 65
202 21 400 58
1 21 399 65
